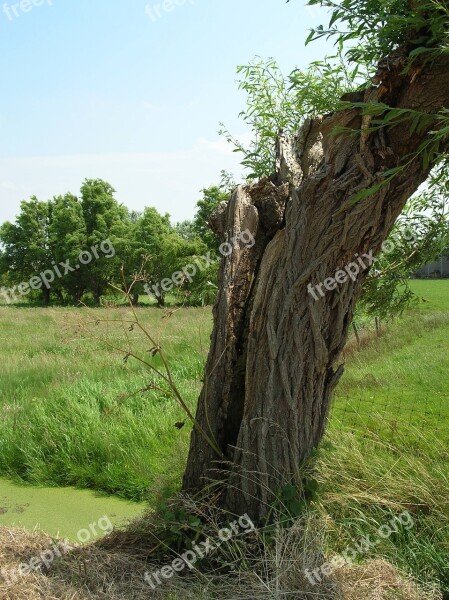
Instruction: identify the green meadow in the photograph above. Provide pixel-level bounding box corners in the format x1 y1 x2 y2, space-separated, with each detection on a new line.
0 280 448 591
0 281 447 501
0 304 212 501
331 280 449 443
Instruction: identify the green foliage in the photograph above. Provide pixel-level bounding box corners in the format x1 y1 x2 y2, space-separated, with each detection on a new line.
130 207 174 306
79 179 131 303
155 495 204 553
220 3 449 184
48 193 87 303
220 54 362 179
0 178 221 308
218 5 449 320
177 259 219 307
130 207 211 307
219 57 303 180
266 475 320 534
0 181 132 305
192 185 227 252
0 198 53 303
163 174 237 307
303 0 449 71
175 220 197 241
193 172 234 251
358 165 449 319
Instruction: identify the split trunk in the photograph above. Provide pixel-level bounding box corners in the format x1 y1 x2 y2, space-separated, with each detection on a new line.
182 50 449 522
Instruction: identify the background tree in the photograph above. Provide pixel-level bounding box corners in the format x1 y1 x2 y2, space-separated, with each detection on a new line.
0 198 52 304
48 193 87 303
0 182 135 306
0 180 224 308
175 220 197 242
192 173 234 253
132 207 186 307
80 179 130 304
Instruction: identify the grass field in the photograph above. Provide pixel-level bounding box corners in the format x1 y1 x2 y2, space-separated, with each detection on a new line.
0 305 212 500
331 280 449 443
0 280 448 593
0 281 447 499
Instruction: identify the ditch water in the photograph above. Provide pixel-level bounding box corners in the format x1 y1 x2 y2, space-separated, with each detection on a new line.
0 478 145 541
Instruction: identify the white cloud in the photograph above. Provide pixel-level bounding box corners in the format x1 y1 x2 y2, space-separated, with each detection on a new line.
0 136 248 225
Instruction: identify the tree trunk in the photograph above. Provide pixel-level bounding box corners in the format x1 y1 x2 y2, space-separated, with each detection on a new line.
182 50 449 522
93 287 103 305
155 293 165 308
72 288 84 304
42 287 51 306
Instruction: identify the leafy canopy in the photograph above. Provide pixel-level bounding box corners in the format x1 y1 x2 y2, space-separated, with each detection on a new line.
218 1 449 318
219 53 363 180
358 165 449 318
302 0 449 70
0 179 215 307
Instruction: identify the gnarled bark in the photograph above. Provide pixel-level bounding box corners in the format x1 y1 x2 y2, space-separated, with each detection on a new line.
182 50 449 522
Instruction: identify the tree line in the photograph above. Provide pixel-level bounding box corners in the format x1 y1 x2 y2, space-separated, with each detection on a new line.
1 170 447 313
0 178 230 306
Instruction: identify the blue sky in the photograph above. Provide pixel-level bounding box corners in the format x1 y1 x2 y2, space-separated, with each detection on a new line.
0 0 332 224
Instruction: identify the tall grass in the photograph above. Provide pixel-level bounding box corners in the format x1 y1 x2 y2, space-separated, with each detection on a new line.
316 429 449 594
0 281 447 593
0 305 212 500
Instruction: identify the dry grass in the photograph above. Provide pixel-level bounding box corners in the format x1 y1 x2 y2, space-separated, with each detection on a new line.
338 559 441 600
0 525 441 600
